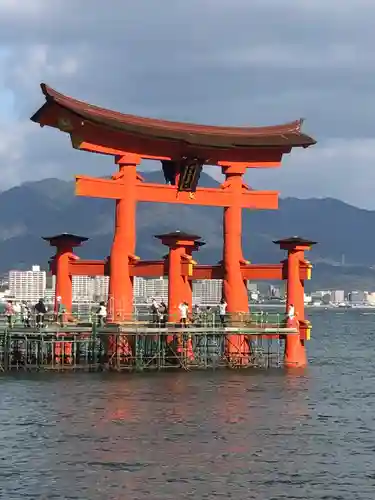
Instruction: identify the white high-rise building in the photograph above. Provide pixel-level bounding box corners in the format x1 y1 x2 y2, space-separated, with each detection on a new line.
331 290 345 303
144 277 168 302
38 274 225 306
133 277 146 300
72 275 95 302
93 276 109 302
193 279 222 305
9 265 46 302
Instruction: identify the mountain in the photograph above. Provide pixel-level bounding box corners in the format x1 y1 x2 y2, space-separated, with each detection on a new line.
0 172 374 291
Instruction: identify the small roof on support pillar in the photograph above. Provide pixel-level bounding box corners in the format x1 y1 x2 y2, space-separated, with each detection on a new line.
154 230 202 242
162 239 205 259
42 232 88 246
273 236 317 250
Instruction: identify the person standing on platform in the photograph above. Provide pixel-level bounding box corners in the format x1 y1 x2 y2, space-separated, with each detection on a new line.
218 298 227 326
34 298 47 328
158 301 167 327
21 301 31 328
150 298 159 324
286 303 297 329
179 302 189 326
56 296 65 325
13 301 21 325
5 300 14 328
192 304 201 326
203 306 213 327
96 301 107 327
287 304 295 320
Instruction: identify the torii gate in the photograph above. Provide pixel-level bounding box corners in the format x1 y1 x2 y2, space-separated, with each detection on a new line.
31 84 316 326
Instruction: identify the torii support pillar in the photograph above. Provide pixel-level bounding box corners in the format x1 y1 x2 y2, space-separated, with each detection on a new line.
43 233 88 314
219 163 250 365
274 236 316 368
107 154 141 323
155 231 203 322
220 163 249 314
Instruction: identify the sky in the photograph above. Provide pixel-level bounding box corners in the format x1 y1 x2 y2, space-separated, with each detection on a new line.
1 0 375 208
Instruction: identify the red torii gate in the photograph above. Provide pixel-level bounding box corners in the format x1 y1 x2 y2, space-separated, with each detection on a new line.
32 83 316 367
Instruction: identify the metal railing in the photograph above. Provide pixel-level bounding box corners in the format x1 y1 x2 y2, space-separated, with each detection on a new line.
0 310 286 330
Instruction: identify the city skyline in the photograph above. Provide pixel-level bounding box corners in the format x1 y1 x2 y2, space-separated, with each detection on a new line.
4 265 375 308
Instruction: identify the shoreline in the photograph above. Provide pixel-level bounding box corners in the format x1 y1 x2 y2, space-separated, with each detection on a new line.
251 303 375 311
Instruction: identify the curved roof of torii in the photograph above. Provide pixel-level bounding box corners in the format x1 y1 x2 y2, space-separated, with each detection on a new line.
30 84 316 153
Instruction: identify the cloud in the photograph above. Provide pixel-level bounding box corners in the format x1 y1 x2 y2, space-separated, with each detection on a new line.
215 44 374 70
0 0 374 208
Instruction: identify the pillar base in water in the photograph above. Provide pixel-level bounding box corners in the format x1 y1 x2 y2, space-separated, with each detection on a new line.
284 318 307 368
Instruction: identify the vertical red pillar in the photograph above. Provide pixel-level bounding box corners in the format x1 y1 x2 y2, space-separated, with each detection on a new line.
274 237 316 368
155 231 203 322
219 164 249 364
43 233 88 313
167 245 185 322
107 154 140 323
220 165 249 314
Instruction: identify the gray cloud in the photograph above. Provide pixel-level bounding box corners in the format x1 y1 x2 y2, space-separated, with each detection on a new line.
0 0 375 207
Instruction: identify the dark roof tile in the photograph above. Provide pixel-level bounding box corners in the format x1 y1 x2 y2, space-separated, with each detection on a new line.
31 84 316 150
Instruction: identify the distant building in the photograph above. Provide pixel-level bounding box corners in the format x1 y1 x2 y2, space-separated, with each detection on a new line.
42 275 110 304
314 290 332 298
9 265 46 302
331 290 345 303
144 277 169 303
321 293 331 305
7 268 272 308
349 290 365 304
193 279 222 305
133 277 146 301
93 276 109 302
44 287 55 303
72 276 94 302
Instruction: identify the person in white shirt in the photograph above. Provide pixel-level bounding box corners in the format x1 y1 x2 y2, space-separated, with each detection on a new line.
97 301 107 327
218 298 227 325
179 302 189 326
287 304 295 321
